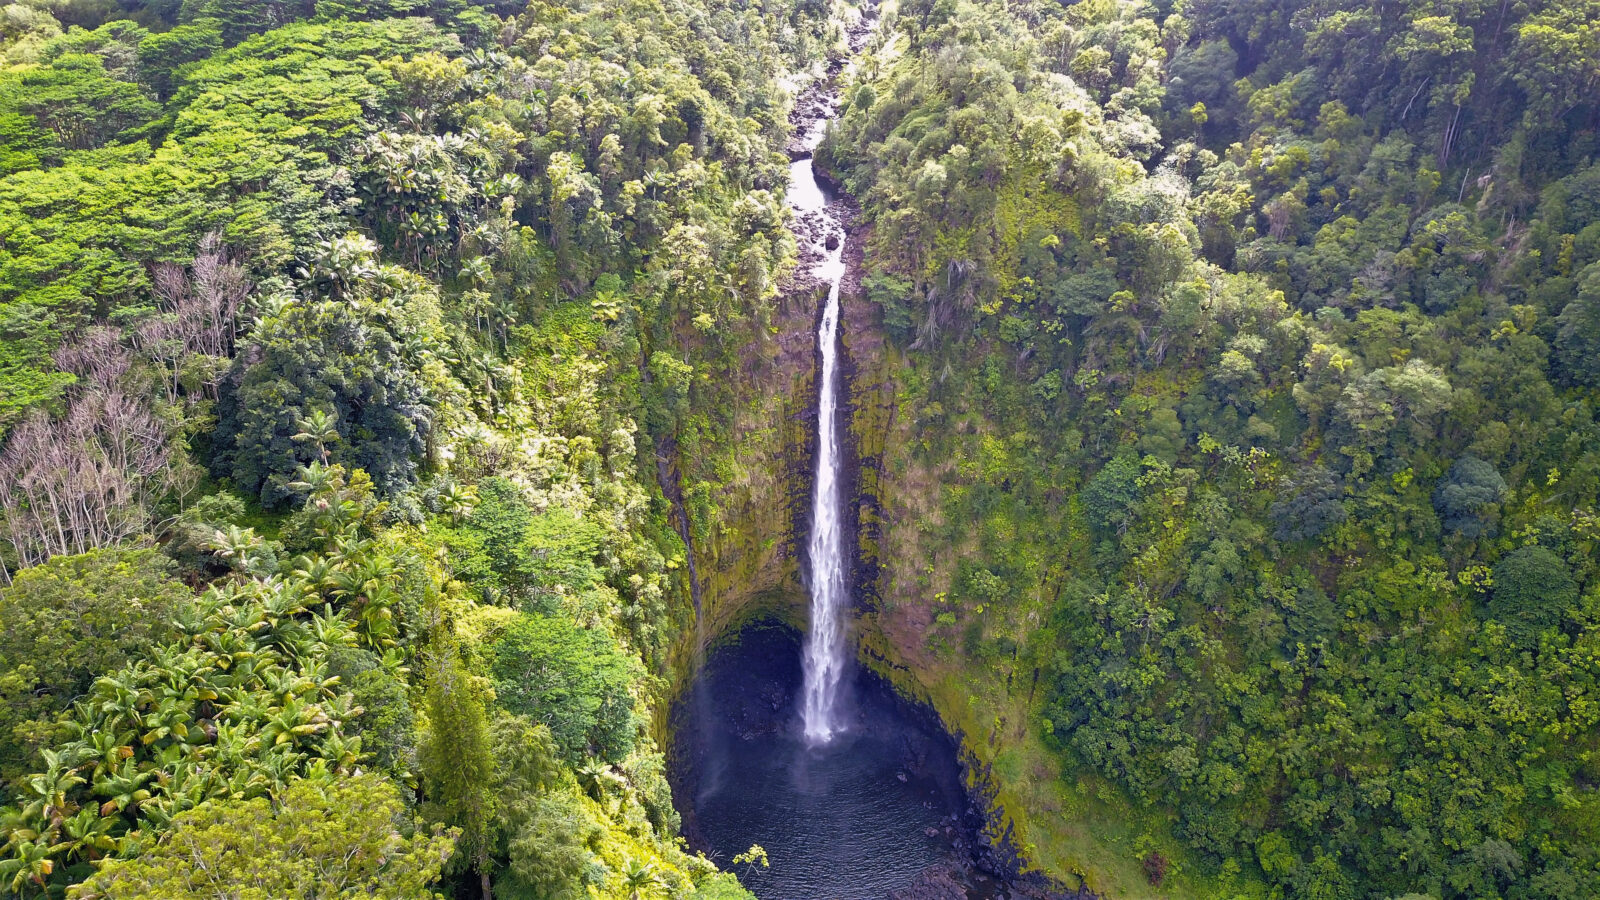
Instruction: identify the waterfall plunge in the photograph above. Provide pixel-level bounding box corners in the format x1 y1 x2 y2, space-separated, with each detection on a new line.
788 145 849 745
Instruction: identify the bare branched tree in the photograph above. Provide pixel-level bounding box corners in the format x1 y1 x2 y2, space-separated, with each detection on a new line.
136 233 250 401
0 381 176 580
0 236 244 580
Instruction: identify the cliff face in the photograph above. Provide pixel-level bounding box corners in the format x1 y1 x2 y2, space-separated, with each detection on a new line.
827 235 1191 899
669 189 890 652
660 62 869 675
685 282 819 646
654 186 944 724
656 173 883 679
654 188 1104 897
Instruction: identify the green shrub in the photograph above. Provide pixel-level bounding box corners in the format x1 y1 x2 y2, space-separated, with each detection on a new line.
488 612 640 763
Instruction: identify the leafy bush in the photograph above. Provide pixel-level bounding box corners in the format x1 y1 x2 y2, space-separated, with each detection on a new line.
488 613 639 763
437 477 605 608
1271 465 1347 542
1489 545 1579 640
74 774 456 900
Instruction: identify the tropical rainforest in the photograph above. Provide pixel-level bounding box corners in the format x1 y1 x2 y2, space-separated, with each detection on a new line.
0 0 1597 896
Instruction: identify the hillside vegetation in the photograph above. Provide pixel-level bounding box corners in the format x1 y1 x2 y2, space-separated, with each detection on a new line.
0 0 840 896
826 0 1600 897
0 0 1598 898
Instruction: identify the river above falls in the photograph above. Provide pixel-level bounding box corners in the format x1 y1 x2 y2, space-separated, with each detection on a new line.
670 625 1009 900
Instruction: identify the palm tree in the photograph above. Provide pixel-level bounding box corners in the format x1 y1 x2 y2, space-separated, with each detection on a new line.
292 409 340 465
246 288 294 336
439 482 479 522
288 460 337 497
317 727 362 775
208 525 264 574
619 857 664 900
22 763 84 832
92 759 153 817
310 234 381 298
577 761 625 800
0 840 56 896
307 605 356 650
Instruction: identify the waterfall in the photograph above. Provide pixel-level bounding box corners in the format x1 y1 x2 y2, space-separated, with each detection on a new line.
789 141 850 744
788 2 879 746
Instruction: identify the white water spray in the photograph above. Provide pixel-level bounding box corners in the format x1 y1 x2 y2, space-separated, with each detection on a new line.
789 124 849 745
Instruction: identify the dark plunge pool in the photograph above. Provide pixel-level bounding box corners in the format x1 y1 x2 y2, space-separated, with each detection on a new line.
670 624 1008 900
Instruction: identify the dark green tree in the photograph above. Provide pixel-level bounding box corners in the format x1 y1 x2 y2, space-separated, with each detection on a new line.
213 248 439 506
135 19 223 99
1433 456 1507 537
488 613 640 764
418 645 497 900
6 52 158 152
1489 546 1580 640
1081 453 1143 538
1555 264 1600 388
491 715 592 900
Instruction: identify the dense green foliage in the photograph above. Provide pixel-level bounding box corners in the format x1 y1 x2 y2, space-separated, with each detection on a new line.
71 773 457 900
4 0 1600 896
212 239 444 505
488 612 641 764
826 0 1600 896
0 0 837 894
0 549 190 783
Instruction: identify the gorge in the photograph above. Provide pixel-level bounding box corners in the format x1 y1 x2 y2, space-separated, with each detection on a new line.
667 11 1023 896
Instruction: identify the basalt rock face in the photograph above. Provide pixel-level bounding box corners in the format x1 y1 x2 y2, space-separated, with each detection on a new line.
835 194 893 625
661 201 858 675
681 275 821 647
